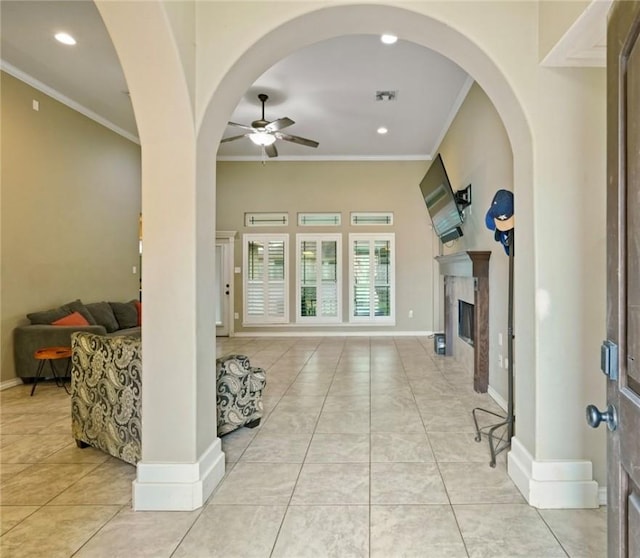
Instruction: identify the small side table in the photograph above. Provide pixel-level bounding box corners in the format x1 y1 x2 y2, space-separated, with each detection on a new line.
31 346 72 396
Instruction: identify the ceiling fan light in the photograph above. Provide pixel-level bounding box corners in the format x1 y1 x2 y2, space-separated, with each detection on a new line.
249 132 276 146
380 34 398 45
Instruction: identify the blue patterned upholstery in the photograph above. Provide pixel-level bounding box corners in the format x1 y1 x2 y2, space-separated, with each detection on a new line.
71 333 265 464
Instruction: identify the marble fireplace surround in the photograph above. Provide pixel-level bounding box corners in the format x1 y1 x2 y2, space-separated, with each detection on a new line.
435 251 491 392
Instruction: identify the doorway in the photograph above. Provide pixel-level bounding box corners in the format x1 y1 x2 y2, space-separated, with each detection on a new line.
215 232 235 337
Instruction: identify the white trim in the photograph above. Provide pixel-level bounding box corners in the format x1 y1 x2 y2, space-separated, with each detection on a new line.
244 212 288 227
349 233 396 324
507 436 599 509
215 231 237 240
296 233 342 324
133 438 225 511
1 377 24 391
487 385 508 412
598 486 607 506
233 330 433 337
216 154 432 162
540 0 611 68
350 212 394 226
243 233 289 324
1 60 140 145
430 75 475 157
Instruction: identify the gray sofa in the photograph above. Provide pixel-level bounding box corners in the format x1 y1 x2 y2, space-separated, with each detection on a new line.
13 298 141 380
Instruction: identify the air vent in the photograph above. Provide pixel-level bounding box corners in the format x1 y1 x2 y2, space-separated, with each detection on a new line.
375 90 398 101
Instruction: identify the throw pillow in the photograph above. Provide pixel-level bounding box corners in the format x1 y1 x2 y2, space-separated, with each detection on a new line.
27 305 70 325
52 311 90 326
110 301 138 329
63 299 97 325
131 299 142 326
85 302 120 333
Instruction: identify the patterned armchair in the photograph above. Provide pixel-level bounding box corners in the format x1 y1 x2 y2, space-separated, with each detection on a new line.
71 332 142 465
216 354 266 436
71 333 266 465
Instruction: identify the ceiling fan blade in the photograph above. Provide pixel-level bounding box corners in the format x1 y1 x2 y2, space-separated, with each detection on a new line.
227 121 256 132
265 143 278 158
276 132 319 148
220 134 249 143
265 117 294 132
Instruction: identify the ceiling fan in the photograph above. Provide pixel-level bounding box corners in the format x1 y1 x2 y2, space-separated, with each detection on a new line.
221 93 319 158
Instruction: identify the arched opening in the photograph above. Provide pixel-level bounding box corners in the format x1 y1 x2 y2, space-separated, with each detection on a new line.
98 1 542 510
198 2 535 463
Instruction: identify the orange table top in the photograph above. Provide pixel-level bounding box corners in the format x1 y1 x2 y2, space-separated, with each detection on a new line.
34 347 72 360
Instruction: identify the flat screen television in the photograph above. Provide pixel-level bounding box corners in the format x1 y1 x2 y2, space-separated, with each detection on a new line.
419 154 464 242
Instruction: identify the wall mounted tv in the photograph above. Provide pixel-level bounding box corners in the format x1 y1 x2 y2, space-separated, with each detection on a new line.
419 154 471 243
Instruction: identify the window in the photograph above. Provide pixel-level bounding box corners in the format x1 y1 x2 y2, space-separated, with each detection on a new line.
244 212 288 227
349 233 395 323
298 212 342 226
243 234 288 324
296 234 342 323
350 212 394 226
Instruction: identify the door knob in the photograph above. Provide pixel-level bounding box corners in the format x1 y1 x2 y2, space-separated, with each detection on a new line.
586 403 618 431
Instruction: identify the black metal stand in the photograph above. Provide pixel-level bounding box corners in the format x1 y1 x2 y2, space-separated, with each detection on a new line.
472 229 514 467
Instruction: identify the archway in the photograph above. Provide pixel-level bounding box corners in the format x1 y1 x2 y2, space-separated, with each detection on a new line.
198 0 536 472
99 1 539 509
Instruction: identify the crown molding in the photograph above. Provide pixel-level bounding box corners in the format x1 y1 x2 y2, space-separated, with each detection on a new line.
216 154 432 162
430 75 474 158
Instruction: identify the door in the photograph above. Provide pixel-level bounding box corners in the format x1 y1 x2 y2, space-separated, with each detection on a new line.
588 2 640 555
215 236 234 336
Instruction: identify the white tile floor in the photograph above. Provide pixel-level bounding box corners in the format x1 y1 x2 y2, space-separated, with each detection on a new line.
0 336 606 557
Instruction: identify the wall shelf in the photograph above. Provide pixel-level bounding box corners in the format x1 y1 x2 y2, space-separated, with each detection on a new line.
435 251 491 392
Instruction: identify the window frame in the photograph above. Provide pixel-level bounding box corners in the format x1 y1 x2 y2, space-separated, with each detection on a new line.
242 233 289 324
296 233 342 324
348 232 396 324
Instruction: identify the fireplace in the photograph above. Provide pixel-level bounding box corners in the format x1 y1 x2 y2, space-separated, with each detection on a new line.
458 300 474 346
435 251 490 392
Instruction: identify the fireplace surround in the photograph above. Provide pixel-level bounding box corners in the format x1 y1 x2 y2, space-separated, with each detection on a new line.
435 251 490 392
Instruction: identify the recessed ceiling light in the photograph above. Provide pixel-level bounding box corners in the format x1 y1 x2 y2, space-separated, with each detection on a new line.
377 127 389 135
54 32 76 46
380 34 398 45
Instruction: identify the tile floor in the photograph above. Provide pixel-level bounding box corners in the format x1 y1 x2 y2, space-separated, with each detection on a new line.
1 336 606 557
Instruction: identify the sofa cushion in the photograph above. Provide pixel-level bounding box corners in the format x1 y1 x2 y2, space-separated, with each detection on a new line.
52 311 90 326
110 302 138 329
64 299 97 326
85 302 119 333
27 305 70 325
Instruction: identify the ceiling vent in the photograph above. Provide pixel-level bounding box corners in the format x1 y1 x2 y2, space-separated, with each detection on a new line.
375 90 398 101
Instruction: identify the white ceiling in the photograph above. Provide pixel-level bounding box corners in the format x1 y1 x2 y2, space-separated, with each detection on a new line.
0 1 472 161
1 1 608 161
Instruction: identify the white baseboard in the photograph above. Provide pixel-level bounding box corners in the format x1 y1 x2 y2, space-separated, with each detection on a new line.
598 486 607 506
233 330 433 338
1 378 24 391
133 437 225 511
487 385 508 411
508 436 599 509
